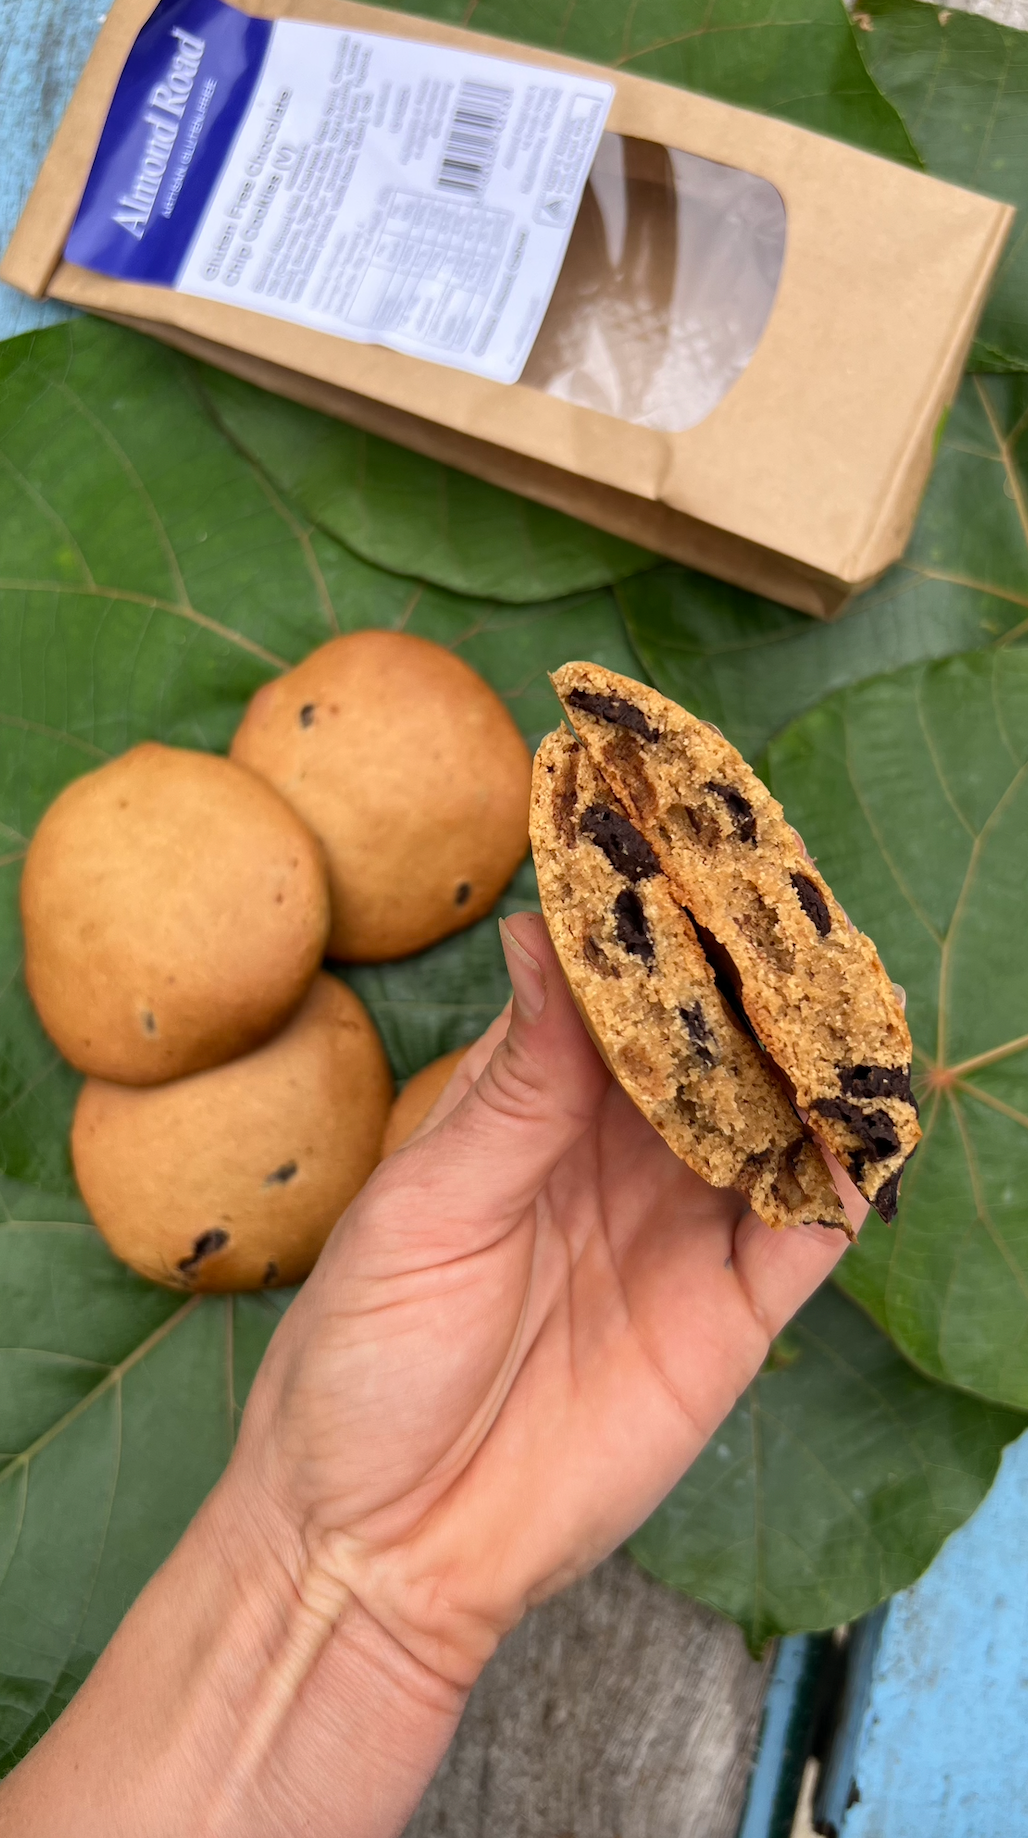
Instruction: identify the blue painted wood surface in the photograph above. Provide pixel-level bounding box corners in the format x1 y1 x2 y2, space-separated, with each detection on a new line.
738 1635 831 1838
813 1608 887 1834
5 4 1028 1833
0 0 107 338
833 1431 1028 1836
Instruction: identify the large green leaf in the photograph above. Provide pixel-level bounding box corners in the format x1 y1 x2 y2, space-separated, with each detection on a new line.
630 1285 1024 1654
0 315 639 1172
1 313 1021 1751
381 0 918 161
855 0 1028 373
198 367 657 605
0 1173 286 1773
766 648 1028 1410
0 314 640 1765
621 373 1028 760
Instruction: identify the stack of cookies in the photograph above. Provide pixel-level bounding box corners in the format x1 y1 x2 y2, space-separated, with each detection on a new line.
20 632 531 1289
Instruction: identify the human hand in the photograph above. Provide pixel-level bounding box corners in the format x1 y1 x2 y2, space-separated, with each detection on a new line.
239 910 864 1689
0 911 862 1838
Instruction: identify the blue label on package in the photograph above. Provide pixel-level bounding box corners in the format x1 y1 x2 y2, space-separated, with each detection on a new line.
65 0 271 286
63 3 614 382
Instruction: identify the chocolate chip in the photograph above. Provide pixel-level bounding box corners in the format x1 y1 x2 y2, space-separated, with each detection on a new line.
675 1087 702 1128
580 804 660 882
141 1010 156 1035
839 1063 916 1109
667 800 720 848
299 704 316 727
566 687 659 743
263 1259 279 1286
791 872 831 937
705 782 757 844
821 1216 858 1243
737 894 795 973
264 1160 297 1186
613 888 654 965
601 729 659 820
455 882 472 907
583 935 619 978
553 742 581 847
873 1168 903 1224
686 911 755 1037
812 1098 901 1165
177 1227 230 1277
740 1148 773 1189
771 1156 807 1212
680 1001 716 1069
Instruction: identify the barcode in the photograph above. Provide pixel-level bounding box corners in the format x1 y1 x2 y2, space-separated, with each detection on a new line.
437 80 512 197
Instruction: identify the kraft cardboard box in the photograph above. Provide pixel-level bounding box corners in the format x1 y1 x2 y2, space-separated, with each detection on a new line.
1 0 1014 616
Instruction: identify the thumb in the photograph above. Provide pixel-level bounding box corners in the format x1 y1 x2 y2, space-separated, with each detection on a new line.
379 911 611 1237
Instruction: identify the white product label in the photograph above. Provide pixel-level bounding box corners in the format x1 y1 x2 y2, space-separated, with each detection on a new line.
176 22 614 383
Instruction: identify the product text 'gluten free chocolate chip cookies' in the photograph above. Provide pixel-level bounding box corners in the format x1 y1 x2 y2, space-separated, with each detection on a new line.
533 664 920 1225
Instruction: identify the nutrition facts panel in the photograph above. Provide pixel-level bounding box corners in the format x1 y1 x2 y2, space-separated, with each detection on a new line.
320 190 512 354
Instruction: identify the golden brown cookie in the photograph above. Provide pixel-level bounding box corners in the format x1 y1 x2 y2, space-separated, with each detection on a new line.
551 663 920 1220
381 1047 468 1155
21 742 330 1085
230 631 532 961
72 974 392 1291
532 728 849 1232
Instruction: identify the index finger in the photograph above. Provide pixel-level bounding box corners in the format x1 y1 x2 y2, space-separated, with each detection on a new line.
731 1142 869 1339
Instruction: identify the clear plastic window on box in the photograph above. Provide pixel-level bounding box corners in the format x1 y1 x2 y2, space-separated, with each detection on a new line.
523 134 787 433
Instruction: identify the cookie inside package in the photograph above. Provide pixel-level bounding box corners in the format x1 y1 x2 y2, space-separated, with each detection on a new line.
533 665 920 1227
1 0 1013 616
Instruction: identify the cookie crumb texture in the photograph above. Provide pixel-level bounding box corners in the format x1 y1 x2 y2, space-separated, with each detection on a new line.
71 974 393 1290
552 664 920 1220
532 729 848 1233
232 631 532 962
20 743 330 1085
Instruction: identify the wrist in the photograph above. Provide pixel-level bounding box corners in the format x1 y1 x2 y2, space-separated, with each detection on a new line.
0 1464 468 1838
196 1467 472 1837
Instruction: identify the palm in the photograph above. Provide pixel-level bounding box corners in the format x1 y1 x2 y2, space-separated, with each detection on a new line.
238 917 858 1685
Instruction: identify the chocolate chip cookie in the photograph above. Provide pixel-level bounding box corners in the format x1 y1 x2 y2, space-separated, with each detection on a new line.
21 743 330 1085
532 726 850 1233
550 664 920 1221
231 631 531 962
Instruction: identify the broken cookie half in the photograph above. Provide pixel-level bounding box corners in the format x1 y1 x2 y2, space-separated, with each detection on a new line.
545 663 920 1223
532 726 851 1234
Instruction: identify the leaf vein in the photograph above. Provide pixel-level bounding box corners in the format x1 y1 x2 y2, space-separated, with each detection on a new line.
0 1299 202 1486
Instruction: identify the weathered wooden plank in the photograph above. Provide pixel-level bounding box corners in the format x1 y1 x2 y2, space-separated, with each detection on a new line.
404 1552 770 1838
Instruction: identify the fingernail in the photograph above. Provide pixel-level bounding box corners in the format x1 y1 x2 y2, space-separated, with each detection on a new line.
499 918 546 1023
892 982 908 1012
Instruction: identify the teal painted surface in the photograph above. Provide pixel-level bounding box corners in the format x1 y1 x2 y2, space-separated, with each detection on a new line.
813 1608 886 1836
737 1636 831 1838
837 1429 1028 1836
0 0 105 338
